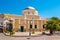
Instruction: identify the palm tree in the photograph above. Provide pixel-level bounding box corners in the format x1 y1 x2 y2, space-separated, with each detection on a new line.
45 17 60 35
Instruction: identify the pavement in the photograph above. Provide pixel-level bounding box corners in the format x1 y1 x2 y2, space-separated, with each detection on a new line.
1 33 60 40
5 32 49 36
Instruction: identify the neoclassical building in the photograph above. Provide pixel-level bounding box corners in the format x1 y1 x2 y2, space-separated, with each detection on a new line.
0 6 47 32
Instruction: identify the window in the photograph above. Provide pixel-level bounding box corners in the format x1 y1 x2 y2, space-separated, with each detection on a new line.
1 23 3 25
35 25 37 29
43 25 45 28
32 12 34 14
28 12 30 14
0 22 3 25
30 24 32 29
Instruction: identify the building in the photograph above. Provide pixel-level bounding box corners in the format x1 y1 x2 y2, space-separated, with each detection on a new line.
0 14 4 32
0 6 47 32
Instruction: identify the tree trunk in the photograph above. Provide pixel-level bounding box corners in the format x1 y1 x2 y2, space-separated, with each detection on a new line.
50 30 53 35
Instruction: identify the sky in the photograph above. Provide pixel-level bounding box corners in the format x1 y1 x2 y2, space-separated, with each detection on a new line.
0 0 60 18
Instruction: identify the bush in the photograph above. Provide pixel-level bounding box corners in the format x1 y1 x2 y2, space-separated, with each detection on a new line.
5 30 10 33
11 31 15 35
5 29 15 35
32 31 35 34
42 32 45 35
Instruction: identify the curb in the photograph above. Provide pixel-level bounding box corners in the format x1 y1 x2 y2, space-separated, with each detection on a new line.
11 35 41 37
3 33 42 37
3 33 60 37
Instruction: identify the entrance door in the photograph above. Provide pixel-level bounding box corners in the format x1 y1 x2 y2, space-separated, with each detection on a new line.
20 26 24 32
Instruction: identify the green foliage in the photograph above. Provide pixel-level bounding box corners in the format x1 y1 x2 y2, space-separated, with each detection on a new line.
5 30 10 33
32 31 35 34
46 21 59 31
45 17 60 34
51 17 59 21
5 29 15 35
42 32 45 35
11 30 15 35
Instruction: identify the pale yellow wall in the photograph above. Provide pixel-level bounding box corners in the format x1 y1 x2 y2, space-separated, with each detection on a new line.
25 20 29 31
4 13 46 32
15 19 19 29
22 9 38 15
22 9 35 15
38 21 42 30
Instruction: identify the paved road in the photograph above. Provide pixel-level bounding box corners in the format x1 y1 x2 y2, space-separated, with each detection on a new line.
0 33 60 40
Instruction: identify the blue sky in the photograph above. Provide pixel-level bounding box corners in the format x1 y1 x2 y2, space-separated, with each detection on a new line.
0 0 60 18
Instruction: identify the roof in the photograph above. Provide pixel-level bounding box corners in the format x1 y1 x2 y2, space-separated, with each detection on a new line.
24 6 35 10
41 18 48 21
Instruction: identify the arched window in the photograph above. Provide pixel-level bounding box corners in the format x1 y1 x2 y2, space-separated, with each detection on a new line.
35 25 37 29
43 24 46 29
30 24 32 29
43 25 45 28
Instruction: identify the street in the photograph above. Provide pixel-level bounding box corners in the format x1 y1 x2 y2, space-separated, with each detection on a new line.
0 33 60 40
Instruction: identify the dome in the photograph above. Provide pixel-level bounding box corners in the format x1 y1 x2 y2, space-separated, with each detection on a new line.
24 6 35 10
27 6 35 9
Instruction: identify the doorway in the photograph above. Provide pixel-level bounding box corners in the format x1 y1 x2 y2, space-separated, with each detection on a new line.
20 26 24 32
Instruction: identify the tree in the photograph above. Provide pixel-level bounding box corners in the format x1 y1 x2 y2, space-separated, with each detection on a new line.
45 17 60 34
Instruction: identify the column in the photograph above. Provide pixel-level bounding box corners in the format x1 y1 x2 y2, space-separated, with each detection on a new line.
37 20 38 29
24 19 26 29
19 18 20 29
41 20 43 29
28 20 30 29
13 19 15 29
24 14 26 30
33 20 34 29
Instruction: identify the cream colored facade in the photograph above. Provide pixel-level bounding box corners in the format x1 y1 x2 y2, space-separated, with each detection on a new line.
3 6 47 32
